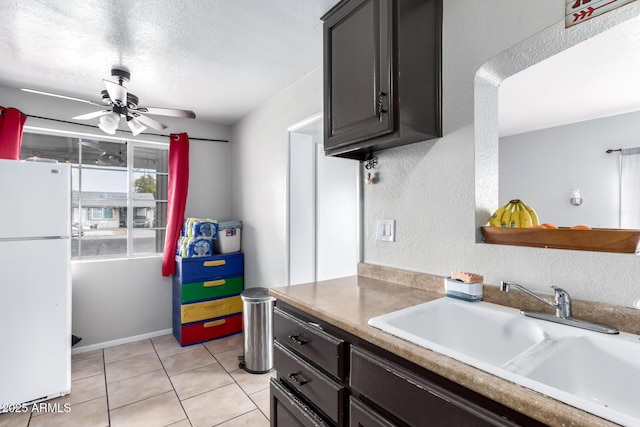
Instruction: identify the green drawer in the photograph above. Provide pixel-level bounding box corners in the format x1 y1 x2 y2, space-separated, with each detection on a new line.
181 276 243 303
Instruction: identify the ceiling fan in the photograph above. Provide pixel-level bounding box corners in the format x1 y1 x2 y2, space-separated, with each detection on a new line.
22 68 196 136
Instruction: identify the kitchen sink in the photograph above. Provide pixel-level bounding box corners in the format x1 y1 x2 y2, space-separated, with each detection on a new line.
368 298 547 366
369 297 640 426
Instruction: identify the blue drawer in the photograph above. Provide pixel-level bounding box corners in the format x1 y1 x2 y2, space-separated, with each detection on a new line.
175 253 243 283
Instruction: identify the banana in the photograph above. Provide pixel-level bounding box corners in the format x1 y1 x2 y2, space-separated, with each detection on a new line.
490 204 508 227
522 202 540 226
489 199 540 228
500 202 513 228
509 203 521 228
518 201 533 228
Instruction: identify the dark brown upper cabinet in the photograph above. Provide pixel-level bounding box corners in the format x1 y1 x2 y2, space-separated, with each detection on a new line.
322 0 442 160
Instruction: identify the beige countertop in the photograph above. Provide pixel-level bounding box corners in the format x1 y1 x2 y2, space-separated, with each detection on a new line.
269 264 622 427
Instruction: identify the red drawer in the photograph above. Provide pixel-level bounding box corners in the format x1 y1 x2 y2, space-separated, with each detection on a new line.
175 313 243 346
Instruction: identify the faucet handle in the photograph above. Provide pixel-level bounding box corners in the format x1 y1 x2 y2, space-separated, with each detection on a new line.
550 286 572 318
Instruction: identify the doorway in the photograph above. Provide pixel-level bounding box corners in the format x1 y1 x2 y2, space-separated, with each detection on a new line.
287 115 360 285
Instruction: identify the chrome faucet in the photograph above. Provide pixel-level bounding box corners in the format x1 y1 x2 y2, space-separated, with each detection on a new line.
500 281 571 319
500 281 618 334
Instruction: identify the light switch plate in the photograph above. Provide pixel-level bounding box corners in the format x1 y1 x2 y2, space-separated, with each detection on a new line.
376 219 395 242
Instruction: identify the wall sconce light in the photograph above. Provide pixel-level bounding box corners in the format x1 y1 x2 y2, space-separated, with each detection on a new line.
570 189 583 206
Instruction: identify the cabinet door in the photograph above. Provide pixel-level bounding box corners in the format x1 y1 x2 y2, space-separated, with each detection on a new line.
350 346 524 427
324 0 393 149
350 397 396 427
271 378 331 427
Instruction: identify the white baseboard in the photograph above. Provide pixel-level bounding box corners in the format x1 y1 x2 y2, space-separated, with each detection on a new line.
71 329 173 355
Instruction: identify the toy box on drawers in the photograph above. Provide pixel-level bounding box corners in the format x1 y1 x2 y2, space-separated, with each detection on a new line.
213 220 242 253
173 252 244 346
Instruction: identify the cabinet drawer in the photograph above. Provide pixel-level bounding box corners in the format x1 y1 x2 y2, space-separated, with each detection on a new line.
349 397 396 427
176 276 243 303
174 313 243 346
274 307 345 379
181 295 242 324
175 253 243 283
274 341 345 425
270 378 331 427
350 346 520 427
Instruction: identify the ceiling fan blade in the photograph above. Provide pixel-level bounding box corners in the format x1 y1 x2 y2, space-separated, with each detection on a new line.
135 106 196 119
21 88 108 108
132 113 168 130
103 79 127 106
72 110 111 120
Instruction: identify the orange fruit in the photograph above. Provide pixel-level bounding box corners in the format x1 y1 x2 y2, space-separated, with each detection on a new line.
570 225 592 230
540 223 559 229
528 225 546 229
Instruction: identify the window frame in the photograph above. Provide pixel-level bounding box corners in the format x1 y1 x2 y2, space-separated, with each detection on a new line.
20 128 169 261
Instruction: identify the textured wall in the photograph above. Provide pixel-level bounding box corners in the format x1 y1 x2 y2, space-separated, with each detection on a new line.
364 1 640 307
230 68 323 288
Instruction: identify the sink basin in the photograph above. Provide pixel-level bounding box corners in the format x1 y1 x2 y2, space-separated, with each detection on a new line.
369 297 640 426
368 298 547 366
519 334 640 423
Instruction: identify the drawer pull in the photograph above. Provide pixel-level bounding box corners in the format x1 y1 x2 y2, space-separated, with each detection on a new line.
288 334 308 345
203 260 226 267
203 279 226 287
288 372 308 386
203 319 226 328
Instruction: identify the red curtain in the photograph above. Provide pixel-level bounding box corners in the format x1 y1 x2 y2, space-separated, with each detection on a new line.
162 133 190 276
0 106 27 160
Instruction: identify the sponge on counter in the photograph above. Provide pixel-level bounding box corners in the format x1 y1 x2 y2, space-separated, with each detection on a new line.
450 272 484 284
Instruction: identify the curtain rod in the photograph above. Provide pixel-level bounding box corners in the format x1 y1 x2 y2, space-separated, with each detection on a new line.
24 114 229 143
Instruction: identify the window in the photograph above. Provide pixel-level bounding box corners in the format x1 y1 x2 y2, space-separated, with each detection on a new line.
20 132 169 260
91 208 114 219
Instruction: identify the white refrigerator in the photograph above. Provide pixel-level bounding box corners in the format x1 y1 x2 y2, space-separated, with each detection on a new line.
0 159 72 407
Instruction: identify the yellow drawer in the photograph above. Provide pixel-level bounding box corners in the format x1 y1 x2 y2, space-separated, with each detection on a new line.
181 295 243 324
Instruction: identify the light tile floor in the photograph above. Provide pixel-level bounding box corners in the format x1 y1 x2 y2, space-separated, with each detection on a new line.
0 333 272 427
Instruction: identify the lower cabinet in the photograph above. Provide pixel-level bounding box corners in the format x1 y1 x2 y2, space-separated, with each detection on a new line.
271 302 546 427
270 378 331 427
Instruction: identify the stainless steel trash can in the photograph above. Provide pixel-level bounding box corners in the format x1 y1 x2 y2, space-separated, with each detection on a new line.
240 287 275 374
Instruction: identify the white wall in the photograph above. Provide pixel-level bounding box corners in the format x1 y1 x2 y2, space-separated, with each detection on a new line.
0 83 232 347
289 132 316 285
315 142 358 281
230 67 324 288
500 111 640 228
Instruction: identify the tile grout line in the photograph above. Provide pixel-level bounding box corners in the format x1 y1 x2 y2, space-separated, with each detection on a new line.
101 349 111 427
201 340 272 424
151 337 193 427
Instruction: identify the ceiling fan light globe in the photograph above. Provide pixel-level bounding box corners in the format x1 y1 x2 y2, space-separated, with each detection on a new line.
127 118 147 136
98 122 117 135
99 111 120 128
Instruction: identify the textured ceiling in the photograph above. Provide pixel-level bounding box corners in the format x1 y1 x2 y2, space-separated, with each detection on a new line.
0 0 340 125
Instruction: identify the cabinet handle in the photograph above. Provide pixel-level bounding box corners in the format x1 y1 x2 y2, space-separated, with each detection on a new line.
288 334 308 345
203 279 226 287
288 372 308 386
203 260 226 267
377 91 388 121
203 319 226 328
